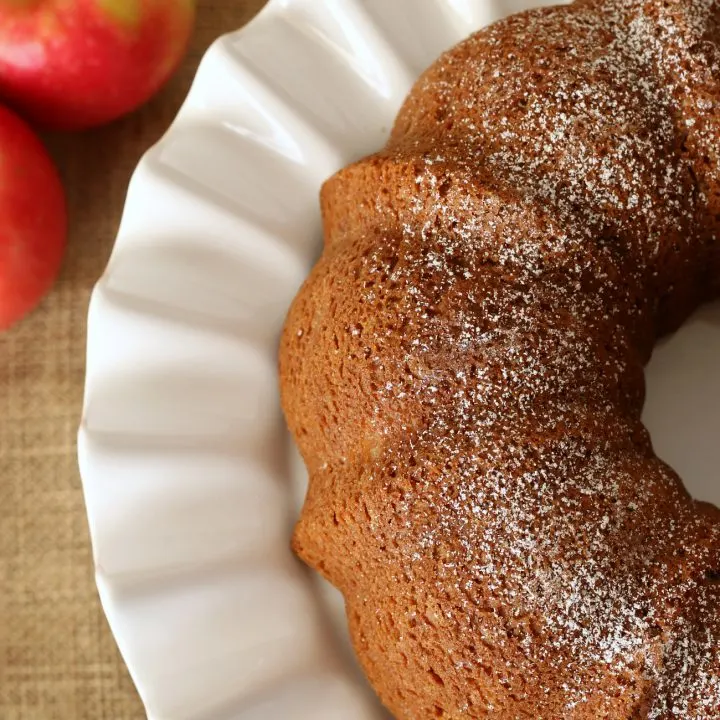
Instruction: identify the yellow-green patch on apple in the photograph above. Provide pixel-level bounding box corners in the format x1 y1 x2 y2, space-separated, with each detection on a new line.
96 0 142 27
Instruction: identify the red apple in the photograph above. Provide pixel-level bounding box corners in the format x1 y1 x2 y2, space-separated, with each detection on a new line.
0 104 66 329
0 0 195 130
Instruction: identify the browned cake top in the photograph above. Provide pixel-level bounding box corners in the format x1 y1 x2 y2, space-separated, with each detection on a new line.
280 0 720 717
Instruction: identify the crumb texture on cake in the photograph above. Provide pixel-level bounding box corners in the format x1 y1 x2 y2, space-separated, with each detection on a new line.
279 0 720 717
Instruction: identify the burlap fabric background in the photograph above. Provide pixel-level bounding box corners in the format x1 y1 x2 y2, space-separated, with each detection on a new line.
0 2 267 717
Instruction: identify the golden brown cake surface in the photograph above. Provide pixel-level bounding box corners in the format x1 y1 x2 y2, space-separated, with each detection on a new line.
279 0 720 716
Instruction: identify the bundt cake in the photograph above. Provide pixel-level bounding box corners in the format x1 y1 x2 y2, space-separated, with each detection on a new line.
279 0 720 716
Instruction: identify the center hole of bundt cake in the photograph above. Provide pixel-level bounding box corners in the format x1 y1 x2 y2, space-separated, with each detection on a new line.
644 301 720 507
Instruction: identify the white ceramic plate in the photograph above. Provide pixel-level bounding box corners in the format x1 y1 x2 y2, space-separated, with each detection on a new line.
78 1 720 718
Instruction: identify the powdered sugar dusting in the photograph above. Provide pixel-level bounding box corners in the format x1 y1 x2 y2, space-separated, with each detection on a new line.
285 0 720 716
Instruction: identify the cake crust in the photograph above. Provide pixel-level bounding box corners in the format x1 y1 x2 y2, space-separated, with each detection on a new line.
280 0 720 716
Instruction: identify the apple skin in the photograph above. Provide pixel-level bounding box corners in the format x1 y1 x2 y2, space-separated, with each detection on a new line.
0 104 66 329
0 0 195 130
